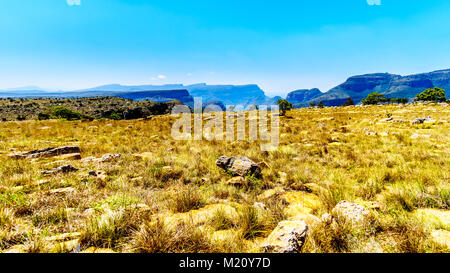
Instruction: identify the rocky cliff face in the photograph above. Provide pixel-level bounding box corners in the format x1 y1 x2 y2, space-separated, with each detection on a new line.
286 88 322 104
306 69 450 106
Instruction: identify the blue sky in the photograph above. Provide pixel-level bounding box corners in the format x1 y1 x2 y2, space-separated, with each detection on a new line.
1 0 449 96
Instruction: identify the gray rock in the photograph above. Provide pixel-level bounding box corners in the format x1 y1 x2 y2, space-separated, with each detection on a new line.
412 116 432 124
99 154 121 163
332 201 370 225
42 165 78 176
262 220 308 253
216 156 262 178
8 146 81 159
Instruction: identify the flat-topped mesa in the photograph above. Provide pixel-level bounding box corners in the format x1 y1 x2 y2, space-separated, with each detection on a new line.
8 146 81 159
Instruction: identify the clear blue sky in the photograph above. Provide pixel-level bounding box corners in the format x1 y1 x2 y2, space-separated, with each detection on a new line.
1 0 449 96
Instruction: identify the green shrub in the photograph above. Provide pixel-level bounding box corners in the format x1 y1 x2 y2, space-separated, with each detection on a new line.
415 87 446 102
49 106 93 120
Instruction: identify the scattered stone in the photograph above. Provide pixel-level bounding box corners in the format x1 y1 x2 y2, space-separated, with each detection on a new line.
89 170 107 182
226 176 248 187
8 146 81 159
412 116 432 124
216 156 262 178
262 220 308 253
47 187 76 195
42 165 78 176
332 201 370 225
411 134 432 139
318 123 327 128
380 117 393 122
99 154 121 163
391 119 407 123
365 131 378 136
81 154 121 163
106 124 113 127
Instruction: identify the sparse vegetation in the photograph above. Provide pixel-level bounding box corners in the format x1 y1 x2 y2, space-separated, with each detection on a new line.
0 101 448 253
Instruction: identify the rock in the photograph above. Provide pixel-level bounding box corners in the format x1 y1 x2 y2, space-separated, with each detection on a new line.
99 154 121 163
332 201 370 225
80 156 96 163
81 154 121 163
42 165 78 176
317 123 327 128
380 117 393 122
261 220 308 253
411 134 432 139
412 116 432 124
216 156 262 178
365 131 378 136
47 187 76 195
58 153 82 160
226 176 248 187
8 146 81 159
89 170 107 182
391 119 408 123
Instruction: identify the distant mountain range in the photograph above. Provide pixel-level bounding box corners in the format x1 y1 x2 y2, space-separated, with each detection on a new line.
288 69 450 107
1 68 448 109
0 83 280 110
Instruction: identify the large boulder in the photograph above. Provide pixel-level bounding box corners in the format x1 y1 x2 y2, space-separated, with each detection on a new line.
216 156 262 178
262 220 308 253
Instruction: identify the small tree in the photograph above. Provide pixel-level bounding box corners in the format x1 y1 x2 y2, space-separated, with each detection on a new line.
344 97 354 106
276 99 293 116
415 87 447 102
361 92 387 105
309 102 316 108
317 101 325 108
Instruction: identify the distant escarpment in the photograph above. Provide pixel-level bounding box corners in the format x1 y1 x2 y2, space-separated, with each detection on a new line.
286 88 323 106
303 69 450 106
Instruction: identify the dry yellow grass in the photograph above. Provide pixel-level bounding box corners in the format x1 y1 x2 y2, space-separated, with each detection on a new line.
0 103 449 253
